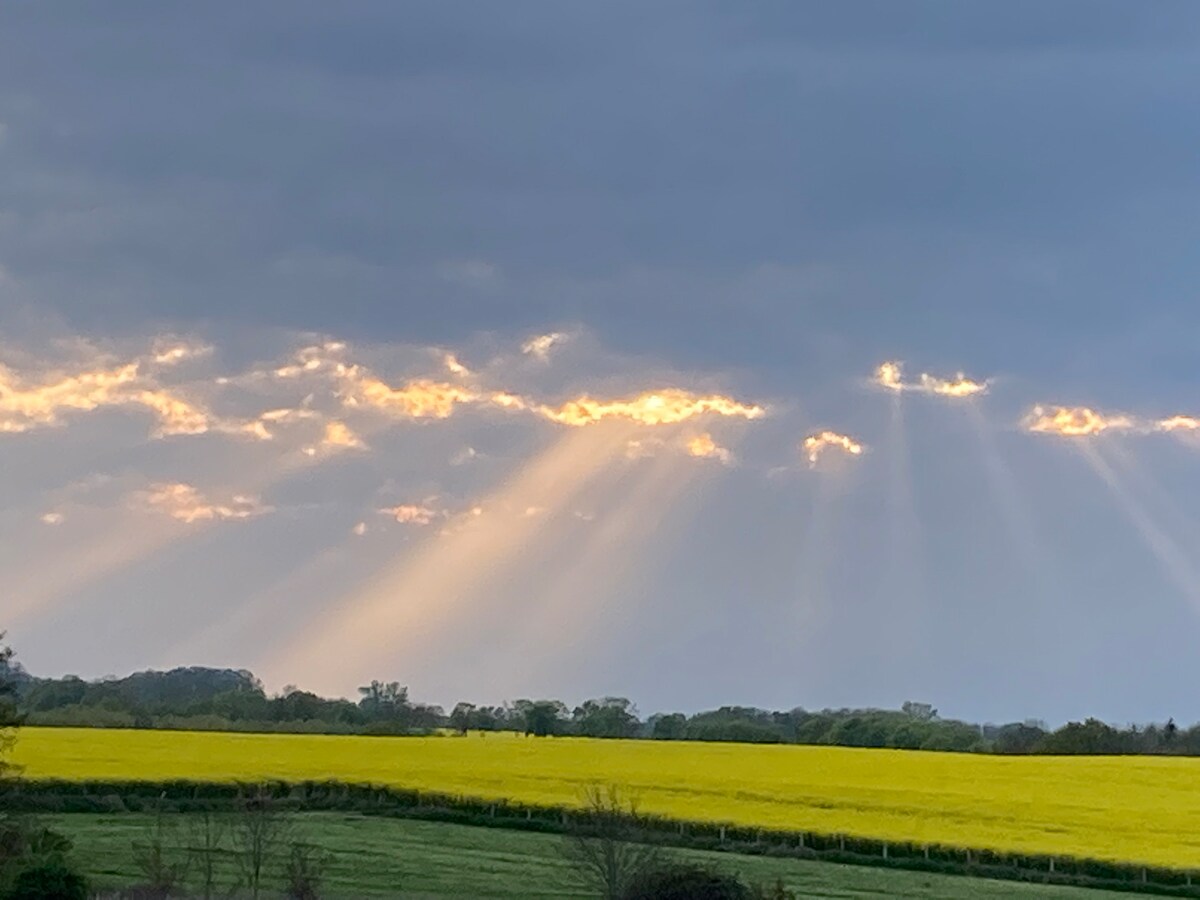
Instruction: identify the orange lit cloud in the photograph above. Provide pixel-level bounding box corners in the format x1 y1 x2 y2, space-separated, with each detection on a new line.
268 341 347 379
538 389 764 427
875 361 905 392
320 420 366 451
1158 416 1200 433
918 372 989 398
1025 405 1136 438
522 331 569 360
873 360 988 398
140 483 272 524
685 432 734 465
0 360 139 433
443 353 471 377
40 512 64 526
151 340 213 366
379 504 444 526
0 345 285 440
339 368 478 419
248 338 768 440
803 430 864 467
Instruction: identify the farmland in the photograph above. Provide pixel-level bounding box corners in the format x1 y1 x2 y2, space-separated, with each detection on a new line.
15 727 1200 869
47 812 1134 899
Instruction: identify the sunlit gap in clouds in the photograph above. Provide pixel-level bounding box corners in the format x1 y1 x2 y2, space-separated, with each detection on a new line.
259 421 642 696
1076 441 1200 612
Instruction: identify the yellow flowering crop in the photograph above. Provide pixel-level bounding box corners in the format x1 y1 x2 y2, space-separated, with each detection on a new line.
14 727 1200 869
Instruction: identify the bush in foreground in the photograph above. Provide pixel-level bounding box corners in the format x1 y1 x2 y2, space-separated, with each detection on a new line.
622 863 752 900
6 857 89 900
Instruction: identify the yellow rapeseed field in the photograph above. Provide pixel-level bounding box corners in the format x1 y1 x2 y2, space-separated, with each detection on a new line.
14 727 1200 868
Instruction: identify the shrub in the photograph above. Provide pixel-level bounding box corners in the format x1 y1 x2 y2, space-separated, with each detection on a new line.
622 863 752 900
6 857 89 900
750 878 797 900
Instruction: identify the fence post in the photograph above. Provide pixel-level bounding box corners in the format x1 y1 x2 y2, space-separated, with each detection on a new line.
719 826 726 843
838 834 845 852
882 841 888 860
1048 858 1054 873
1141 869 1147 884
798 832 804 850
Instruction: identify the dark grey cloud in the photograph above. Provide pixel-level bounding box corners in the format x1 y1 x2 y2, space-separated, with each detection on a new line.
1 1 1197 384
4 4 1200 721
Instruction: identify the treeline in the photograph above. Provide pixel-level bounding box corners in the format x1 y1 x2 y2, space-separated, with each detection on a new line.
5 660 1200 756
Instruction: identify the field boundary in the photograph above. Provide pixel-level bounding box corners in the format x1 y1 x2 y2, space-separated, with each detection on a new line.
2 778 1196 896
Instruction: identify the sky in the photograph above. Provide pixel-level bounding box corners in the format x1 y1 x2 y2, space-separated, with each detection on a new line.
3 2 1200 725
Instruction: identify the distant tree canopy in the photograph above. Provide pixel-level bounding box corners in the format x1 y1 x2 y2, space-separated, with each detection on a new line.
9 658 1200 757
573 698 640 739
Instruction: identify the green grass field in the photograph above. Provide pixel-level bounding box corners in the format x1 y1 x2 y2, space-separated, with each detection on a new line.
50 812 1131 898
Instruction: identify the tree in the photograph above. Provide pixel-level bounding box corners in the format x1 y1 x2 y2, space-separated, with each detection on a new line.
283 842 330 900
649 713 687 740
449 702 476 734
561 784 660 900
232 786 293 900
186 810 229 900
573 698 641 739
522 700 568 737
901 701 937 721
992 722 1047 754
131 806 189 897
0 633 23 778
1038 718 1135 755
357 681 408 716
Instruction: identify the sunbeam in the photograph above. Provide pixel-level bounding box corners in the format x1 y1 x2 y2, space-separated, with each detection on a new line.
792 463 851 632
158 542 365 670
1103 440 1200 553
964 403 1064 600
1077 442 1200 611
1 439 363 631
882 393 928 626
494 451 706 693
259 421 640 696
0 512 182 632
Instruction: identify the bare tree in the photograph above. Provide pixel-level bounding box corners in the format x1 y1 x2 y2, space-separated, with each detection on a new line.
185 810 228 900
561 784 661 900
283 841 330 900
231 786 292 900
131 803 189 898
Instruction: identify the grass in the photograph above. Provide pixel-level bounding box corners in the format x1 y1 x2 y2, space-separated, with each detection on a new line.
49 812 1134 899
16 727 1200 869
